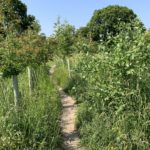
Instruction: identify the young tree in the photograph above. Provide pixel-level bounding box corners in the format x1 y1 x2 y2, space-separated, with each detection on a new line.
0 33 26 107
48 20 76 78
20 23 48 95
52 20 76 57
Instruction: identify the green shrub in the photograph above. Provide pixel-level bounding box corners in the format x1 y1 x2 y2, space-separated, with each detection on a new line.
69 24 150 149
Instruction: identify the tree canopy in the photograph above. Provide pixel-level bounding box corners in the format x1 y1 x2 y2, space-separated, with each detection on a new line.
0 0 35 36
0 0 47 77
48 20 76 57
86 5 144 41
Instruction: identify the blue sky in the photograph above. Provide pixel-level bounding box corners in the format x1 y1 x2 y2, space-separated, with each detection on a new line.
22 0 150 36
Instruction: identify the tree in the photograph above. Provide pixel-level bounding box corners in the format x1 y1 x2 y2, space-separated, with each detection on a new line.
0 0 37 78
51 20 76 57
0 0 35 36
48 19 76 78
0 0 35 107
87 5 144 41
20 23 48 95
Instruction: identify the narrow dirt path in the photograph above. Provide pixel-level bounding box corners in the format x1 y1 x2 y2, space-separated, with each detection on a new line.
59 88 84 150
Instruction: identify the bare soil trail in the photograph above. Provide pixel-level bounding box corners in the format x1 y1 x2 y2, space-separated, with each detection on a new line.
59 88 84 150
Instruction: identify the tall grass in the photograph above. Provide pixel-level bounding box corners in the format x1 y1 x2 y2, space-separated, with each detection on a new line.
0 65 61 150
47 57 70 90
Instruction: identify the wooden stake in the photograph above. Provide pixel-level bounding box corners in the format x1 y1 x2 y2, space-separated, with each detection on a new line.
27 66 34 96
12 75 20 108
67 58 71 78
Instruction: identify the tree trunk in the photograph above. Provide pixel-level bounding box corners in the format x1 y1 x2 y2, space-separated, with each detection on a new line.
12 75 20 108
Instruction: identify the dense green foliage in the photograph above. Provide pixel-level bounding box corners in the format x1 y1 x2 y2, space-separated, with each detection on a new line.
0 26 47 77
69 22 150 149
0 33 26 77
0 0 48 78
80 5 143 42
0 0 35 35
0 66 61 150
0 1 62 149
48 20 76 57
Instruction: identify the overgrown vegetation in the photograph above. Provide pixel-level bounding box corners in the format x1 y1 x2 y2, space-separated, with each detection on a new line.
48 57 70 89
1 1 150 149
69 21 150 149
0 66 61 149
0 1 61 149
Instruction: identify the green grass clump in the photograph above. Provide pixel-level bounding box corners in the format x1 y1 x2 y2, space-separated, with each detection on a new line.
0 66 61 150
